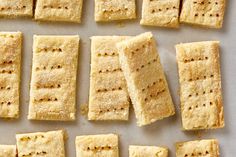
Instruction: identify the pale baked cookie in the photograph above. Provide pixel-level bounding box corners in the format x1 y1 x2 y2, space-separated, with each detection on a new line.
129 145 168 157
75 134 119 157
180 0 226 28
0 145 16 157
28 35 79 121
117 32 175 126
88 36 130 121
35 0 83 23
176 41 224 130
0 0 33 17
176 139 220 157
94 0 136 22
140 0 180 28
16 130 66 157
0 32 22 119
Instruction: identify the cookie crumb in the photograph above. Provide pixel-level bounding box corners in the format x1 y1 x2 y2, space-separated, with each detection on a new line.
80 103 88 117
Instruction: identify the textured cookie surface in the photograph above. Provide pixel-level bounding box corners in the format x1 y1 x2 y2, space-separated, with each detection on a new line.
76 134 119 157
140 0 180 28
176 41 224 130
129 145 168 157
0 0 33 17
180 0 226 28
176 139 220 157
117 32 175 126
0 32 22 118
28 35 79 121
88 36 130 120
35 0 83 23
0 145 16 157
16 130 65 157
95 0 136 21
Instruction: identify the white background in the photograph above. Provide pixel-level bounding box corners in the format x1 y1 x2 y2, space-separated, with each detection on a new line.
0 0 235 156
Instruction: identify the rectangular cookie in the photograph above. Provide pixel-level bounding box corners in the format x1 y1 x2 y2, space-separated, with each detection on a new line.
16 130 65 157
180 0 226 28
140 0 180 28
0 32 22 118
35 0 83 23
176 139 220 157
28 35 79 121
75 134 119 157
0 145 16 157
117 32 175 126
88 36 130 121
176 41 224 130
0 0 33 17
129 145 168 157
95 0 136 22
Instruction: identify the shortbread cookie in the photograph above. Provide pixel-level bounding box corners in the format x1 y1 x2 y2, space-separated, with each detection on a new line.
0 0 33 17
88 36 130 121
180 0 226 28
176 139 220 157
16 130 65 157
28 35 79 121
0 145 16 157
95 0 136 22
35 0 83 23
176 41 224 130
129 145 168 157
0 32 22 118
75 134 119 157
140 0 180 28
117 32 175 126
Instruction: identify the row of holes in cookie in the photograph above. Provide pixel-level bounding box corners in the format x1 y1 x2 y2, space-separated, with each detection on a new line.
99 107 125 114
96 87 122 93
0 5 26 11
184 150 209 157
193 1 219 5
102 7 128 13
155 150 164 156
151 6 177 13
37 47 62 53
43 5 69 10
188 89 214 97
0 60 13 65
194 13 220 17
183 56 208 63
188 101 214 110
36 84 61 89
97 52 118 57
22 151 47 157
34 97 58 102
144 89 166 102
131 42 151 56
0 34 15 38
0 101 12 106
98 68 122 74
0 86 11 90
142 79 163 92
86 145 113 151
188 74 214 82
20 135 45 141
35 65 62 71
136 58 157 72
0 69 13 74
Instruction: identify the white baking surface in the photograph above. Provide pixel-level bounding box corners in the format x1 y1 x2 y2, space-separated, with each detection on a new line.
0 1 235 156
